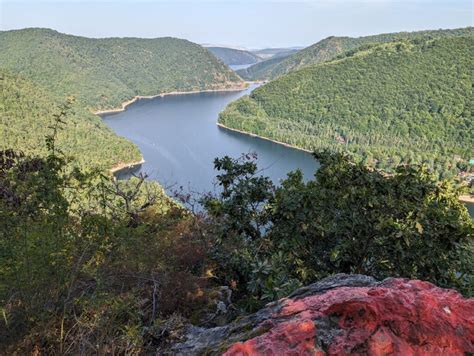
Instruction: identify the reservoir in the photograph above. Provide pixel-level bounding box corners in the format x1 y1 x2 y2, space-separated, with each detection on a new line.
102 84 318 196
102 85 474 218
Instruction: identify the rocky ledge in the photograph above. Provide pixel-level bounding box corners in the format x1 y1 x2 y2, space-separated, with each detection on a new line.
173 274 473 355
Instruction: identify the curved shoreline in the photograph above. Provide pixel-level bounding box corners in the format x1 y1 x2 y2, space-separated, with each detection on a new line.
216 122 313 154
459 195 474 204
110 158 146 176
94 84 249 116
99 84 251 175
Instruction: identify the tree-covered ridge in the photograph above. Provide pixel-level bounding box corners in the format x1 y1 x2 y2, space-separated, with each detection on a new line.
0 70 141 169
220 36 474 176
236 55 289 80
207 47 261 65
0 28 244 110
239 27 474 80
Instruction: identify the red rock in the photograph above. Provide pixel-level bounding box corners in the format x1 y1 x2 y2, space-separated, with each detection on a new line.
224 277 473 355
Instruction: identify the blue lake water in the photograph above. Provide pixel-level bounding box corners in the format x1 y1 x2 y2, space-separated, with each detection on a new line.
102 85 473 218
102 85 318 196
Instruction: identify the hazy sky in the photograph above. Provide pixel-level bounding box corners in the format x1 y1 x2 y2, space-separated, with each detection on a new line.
1 0 472 48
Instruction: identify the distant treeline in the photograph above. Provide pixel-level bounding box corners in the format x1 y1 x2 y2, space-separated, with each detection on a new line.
238 27 474 80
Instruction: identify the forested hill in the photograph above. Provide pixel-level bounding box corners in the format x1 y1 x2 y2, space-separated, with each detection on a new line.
238 27 474 80
0 70 141 169
207 47 261 65
0 28 245 110
220 36 474 176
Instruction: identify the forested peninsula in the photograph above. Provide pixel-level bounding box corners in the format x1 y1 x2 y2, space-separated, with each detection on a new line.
220 35 474 177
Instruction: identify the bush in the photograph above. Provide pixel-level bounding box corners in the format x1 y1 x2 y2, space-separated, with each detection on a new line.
204 151 474 307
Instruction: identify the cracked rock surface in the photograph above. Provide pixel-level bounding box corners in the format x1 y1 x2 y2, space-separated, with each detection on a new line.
173 274 473 355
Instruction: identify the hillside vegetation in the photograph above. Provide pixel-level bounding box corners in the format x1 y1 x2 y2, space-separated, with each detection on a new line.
1 27 473 354
0 28 244 111
239 27 474 80
220 36 474 176
1 146 472 353
0 28 245 169
207 46 261 65
0 71 141 169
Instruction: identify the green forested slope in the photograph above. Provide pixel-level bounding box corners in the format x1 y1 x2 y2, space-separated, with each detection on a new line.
207 47 261 65
0 71 141 169
239 27 474 80
220 36 474 176
236 55 289 80
0 28 244 111
0 28 245 169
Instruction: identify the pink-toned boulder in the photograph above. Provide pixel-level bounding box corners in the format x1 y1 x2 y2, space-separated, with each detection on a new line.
174 274 473 355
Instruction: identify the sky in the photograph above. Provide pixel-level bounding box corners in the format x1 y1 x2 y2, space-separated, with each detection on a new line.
1 0 472 48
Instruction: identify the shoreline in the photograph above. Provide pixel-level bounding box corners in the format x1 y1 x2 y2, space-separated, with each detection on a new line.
110 158 146 175
216 122 313 154
94 84 250 116
100 82 257 176
459 195 474 204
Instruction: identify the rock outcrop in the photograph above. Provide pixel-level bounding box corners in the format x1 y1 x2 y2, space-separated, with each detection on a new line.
173 274 473 355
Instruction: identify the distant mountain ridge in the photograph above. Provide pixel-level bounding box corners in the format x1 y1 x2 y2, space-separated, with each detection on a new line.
0 28 245 111
238 27 474 80
250 47 301 60
207 47 261 66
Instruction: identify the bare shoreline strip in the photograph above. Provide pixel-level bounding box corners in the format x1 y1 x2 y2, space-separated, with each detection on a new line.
459 195 474 204
110 158 146 175
216 122 313 154
102 81 267 176
94 84 250 116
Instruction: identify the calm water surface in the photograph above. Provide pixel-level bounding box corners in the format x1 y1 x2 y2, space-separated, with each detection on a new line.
103 85 318 196
102 85 473 218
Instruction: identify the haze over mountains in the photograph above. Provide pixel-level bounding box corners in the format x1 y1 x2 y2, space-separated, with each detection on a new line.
207 46 301 67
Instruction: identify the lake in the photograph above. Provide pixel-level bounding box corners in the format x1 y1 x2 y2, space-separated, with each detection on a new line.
102 84 318 196
102 85 474 218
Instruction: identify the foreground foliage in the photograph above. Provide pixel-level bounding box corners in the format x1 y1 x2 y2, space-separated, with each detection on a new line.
0 146 210 353
1 142 472 353
204 153 474 305
221 36 474 177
